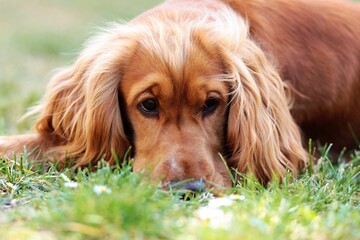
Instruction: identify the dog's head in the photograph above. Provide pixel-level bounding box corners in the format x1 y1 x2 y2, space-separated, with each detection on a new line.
120 21 232 188
35 4 307 191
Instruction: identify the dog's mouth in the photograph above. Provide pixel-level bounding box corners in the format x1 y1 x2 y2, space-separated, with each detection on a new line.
169 178 206 192
166 179 207 200
162 178 229 199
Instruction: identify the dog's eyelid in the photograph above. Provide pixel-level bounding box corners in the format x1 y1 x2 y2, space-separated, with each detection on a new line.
207 92 226 104
134 89 155 102
207 89 224 98
130 83 160 108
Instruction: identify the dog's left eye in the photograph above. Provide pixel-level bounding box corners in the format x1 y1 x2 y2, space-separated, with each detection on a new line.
202 98 219 117
138 98 158 116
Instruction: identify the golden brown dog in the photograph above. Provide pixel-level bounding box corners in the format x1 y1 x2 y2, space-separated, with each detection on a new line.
1 0 360 191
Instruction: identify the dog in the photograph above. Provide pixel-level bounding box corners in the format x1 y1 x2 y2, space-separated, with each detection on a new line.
1 0 359 191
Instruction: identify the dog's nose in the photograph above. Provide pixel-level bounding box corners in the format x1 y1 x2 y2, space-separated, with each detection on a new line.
170 179 206 193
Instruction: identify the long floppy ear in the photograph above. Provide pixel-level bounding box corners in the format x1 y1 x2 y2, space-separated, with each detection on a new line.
224 37 308 184
33 24 136 167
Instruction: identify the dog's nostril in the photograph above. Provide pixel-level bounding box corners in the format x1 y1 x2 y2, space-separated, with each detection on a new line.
170 179 206 193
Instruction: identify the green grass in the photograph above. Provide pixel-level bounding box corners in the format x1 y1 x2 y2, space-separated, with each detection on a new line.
0 150 359 239
1 1 360 239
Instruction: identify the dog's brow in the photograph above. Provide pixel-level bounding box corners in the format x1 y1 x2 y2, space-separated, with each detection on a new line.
126 73 169 103
197 79 228 98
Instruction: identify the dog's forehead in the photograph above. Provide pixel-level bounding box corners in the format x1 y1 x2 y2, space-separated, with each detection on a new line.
121 33 227 104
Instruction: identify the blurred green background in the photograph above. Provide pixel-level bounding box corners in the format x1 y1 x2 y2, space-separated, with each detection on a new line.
0 0 162 135
1 0 359 135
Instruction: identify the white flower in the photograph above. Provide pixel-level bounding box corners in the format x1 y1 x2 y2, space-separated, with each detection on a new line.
197 207 226 220
208 197 233 208
229 194 246 201
64 181 79 189
93 185 112 195
196 206 233 229
192 195 245 229
6 182 17 190
60 173 71 182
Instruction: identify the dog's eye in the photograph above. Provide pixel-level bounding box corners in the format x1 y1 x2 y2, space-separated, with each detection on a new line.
138 98 158 116
202 98 219 117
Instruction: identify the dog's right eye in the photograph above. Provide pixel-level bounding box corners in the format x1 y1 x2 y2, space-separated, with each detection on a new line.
202 98 219 117
138 98 158 116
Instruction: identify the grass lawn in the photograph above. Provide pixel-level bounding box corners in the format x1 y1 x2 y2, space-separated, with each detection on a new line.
1 1 360 239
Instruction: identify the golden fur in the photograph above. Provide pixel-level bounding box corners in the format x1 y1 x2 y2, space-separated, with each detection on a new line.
1 0 359 190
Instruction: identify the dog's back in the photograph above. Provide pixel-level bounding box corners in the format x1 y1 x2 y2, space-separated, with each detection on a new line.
224 0 360 149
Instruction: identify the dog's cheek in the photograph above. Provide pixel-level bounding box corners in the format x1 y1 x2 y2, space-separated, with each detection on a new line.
132 149 160 173
132 156 148 173
118 93 135 146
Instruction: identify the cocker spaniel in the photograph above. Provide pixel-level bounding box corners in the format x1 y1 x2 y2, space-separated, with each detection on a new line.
1 0 360 191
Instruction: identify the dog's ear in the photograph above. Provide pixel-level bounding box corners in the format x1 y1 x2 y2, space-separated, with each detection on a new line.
224 38 308 184
34 25 136 167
